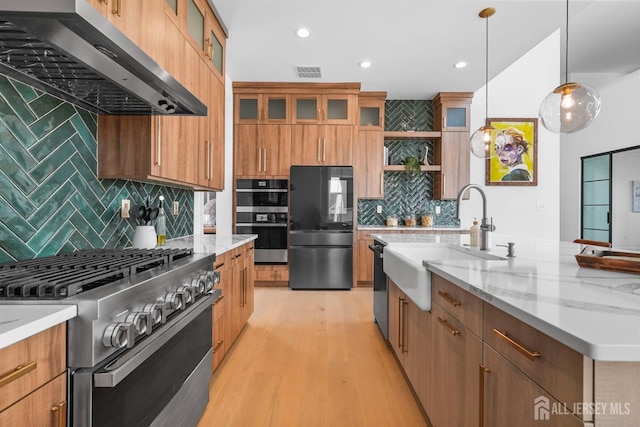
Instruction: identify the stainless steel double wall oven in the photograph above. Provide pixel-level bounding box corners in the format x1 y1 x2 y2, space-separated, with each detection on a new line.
235 179 288 264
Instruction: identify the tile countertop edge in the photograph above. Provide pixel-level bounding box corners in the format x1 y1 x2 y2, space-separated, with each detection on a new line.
0 305 77 350
378 233 640 362
164 234 257 255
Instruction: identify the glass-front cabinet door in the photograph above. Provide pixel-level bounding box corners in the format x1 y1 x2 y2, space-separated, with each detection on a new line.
293 94 355 124
186 0 205 52
235 94 290 124
433 92 473 132
581 154 611 242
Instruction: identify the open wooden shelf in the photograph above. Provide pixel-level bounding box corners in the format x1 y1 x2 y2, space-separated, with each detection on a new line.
383 131 441 140
383 165 441 172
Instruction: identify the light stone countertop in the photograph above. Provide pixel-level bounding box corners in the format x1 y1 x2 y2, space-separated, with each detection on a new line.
0 305 77 349
359 225 468 233
373 233 640 362
163 233 257 255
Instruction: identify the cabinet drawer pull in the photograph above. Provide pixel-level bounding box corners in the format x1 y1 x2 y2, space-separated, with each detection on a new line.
438 317 460 335
397 297 404 350
112 0 121 16
437 290 461 307
401 300 409 353
213 295 225 305
493 329 541 360
0 360 37 388
51 400 67 427
232 254 242 259
214 262 225 269
213 340 224 353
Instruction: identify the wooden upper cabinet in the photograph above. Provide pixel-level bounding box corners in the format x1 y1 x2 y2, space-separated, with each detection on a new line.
185 0 226 76
358 92 386 130
291 125 353 166
234 124 291 177
234 94 291 125
434 131 470 200
433 92 473 132
293 93 357 125
354 92 386 198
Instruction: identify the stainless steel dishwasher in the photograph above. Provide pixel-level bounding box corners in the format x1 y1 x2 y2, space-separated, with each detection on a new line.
289 230 353 290
369 239 388 339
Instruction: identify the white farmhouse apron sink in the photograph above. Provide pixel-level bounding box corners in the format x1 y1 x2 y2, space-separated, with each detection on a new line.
383 243 506 311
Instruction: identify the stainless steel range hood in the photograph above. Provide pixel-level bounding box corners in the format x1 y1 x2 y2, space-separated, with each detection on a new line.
0 1 207 115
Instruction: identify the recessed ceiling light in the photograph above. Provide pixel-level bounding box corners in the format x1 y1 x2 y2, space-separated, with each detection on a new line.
453 61 468 69
359 61 372 69
295 28 310 38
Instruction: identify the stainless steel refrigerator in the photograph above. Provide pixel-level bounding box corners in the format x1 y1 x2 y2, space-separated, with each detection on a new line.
289 166 353 290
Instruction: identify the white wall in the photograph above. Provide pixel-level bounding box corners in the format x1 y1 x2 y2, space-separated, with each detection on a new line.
612 149 640 250
560 69 640 243
461 31 561 240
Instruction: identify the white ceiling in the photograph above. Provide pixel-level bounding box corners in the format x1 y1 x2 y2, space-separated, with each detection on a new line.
212 0 640 100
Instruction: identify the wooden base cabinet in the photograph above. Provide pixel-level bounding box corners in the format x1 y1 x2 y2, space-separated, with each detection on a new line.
0 372 67 427
388 281 431 411
482 345 585 427
0 324 67 427
212 242 255 372
427 303 481 427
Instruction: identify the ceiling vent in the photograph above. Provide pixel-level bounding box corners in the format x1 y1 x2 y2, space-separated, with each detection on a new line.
295 66 322 78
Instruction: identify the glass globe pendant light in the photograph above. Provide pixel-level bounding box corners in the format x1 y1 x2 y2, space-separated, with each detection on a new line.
470 7 498 159
539 0 601 134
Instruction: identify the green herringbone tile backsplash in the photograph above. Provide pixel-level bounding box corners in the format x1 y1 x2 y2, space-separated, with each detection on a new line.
358 99 458 226
0 76 194 263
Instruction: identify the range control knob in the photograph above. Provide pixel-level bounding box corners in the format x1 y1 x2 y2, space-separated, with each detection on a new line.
103 322 134 349
126 312 152 336
190 276 206 296
143 302 166 325
176 286 194 305
202 272 214 292
164 291 184 311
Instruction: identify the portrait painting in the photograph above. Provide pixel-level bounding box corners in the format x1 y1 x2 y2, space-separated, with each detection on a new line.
485 118 538 186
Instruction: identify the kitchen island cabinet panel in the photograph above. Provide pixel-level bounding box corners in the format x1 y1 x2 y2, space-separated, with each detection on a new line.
483 302 586 415
483 344 586 427
426 301 481 427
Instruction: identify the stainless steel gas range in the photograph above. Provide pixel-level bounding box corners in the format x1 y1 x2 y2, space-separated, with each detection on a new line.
0 248 219 427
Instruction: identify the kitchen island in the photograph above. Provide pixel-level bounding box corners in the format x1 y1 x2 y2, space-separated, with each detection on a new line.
375 233 640 427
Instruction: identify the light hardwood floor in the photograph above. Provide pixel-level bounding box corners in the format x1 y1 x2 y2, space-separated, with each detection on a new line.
198 287 427 427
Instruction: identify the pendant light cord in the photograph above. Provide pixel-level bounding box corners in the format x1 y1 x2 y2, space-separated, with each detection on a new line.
485 12 489 122
564 0 569 84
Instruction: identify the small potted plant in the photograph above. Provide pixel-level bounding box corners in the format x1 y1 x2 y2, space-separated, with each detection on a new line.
402 156 422 174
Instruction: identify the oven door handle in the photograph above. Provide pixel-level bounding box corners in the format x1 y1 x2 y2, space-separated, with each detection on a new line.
236 223 288 227
93 294 213 388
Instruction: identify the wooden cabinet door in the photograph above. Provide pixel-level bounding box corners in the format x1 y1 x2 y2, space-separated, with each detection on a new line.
354 129 383 198
0 373 66 427
356 236 373 285
291 125 353 166
235 94 291 125
230 249 244 340
321 125 353 165
214 253 233 365
209 75 225 190
291 125 321 165
293 94 356 125
262 125 292 176
434 132 469 200
483 345 585 427
387 281 406 366
244 243 255 317
235 125 263 177
106 0 144 47
428 303 481 427
406 302 431 411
